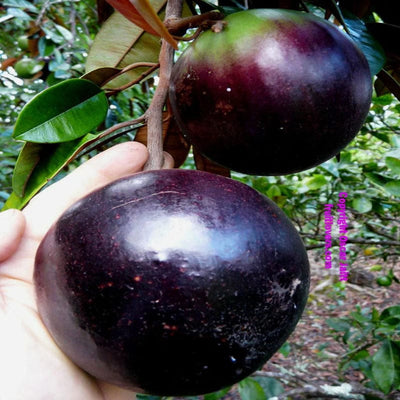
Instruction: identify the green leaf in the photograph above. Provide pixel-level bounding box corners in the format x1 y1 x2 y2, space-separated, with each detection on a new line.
105 0 177 49
369 129 392 144
385 157 400 175
352 349 370 361
352 197 372 213
266 184 281 198
384 180 400 196
365 172 390 189
13 79 108 143
2 133 99 211
85 0 192 88
4 0 38 12
279 342 291 357
12 142 42 197
38 37 56 57
204 386 231 400
381 306 400 321
54 24 74 42
326 317 351 332
82 67 123 87
253 376 284 397
343 11 386 76
238 378 265 400
372 339 400 393
350 310 371 324
372 307 381 323
303 174 328 190
85 8 163 89
381 317 400 328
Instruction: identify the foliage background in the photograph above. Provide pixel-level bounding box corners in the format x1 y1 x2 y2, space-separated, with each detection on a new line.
1 0 400 398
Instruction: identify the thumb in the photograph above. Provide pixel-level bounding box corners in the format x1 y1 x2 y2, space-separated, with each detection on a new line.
0 209 26 263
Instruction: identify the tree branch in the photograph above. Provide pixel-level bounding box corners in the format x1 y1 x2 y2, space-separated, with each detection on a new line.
301 233 400 248
143 0 183 171
252 370 394 400
165 10 224 36
274 381 388 400
104 63 160 95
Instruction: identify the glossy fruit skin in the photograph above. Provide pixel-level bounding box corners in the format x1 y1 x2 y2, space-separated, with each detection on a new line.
169 9 372 175
34 169 310 396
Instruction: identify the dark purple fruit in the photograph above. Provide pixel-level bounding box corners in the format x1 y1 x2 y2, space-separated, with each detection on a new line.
34 169 309 396
169 9 372 175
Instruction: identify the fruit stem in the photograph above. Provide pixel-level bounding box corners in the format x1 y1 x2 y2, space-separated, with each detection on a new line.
143 0 184 171
165 10 224 36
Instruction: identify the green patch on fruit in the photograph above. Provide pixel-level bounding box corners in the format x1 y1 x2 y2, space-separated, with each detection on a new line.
191 9 314 64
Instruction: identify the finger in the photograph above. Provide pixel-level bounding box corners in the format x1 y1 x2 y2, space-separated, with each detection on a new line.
162 151 175 169
23 142 149 240
98 381 137 400
0 209 26 263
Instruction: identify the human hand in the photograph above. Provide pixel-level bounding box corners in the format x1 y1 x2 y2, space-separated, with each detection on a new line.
0 142 159 400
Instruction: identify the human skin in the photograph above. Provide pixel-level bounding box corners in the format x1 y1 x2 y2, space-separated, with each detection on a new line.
0 142 172 400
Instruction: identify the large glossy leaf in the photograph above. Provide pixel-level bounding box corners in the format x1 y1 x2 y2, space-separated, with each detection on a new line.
81 67 122 87
12 142 42 197
343 11 386 76
86 1 192 89
367 23 400 63
13 79 108 143
3 133 99 210
85 10 162 89
106 0 177 48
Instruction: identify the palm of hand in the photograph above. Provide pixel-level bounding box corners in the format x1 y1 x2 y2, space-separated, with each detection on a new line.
0 143 148 400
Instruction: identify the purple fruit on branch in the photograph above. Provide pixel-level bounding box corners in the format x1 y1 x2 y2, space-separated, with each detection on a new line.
169 9 372 175
34 169 309 396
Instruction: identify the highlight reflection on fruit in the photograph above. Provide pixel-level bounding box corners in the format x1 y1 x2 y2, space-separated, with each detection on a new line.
169 9 372 175
34 169 310 396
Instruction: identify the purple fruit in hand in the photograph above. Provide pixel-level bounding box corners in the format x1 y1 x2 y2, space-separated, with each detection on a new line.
34 169 309 396
169 9 372 175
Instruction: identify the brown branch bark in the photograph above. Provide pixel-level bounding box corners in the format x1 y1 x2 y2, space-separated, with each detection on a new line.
274 381 388 400
143 0 183 171
365 222 398 241
105 63 160 95
165 10 224 36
